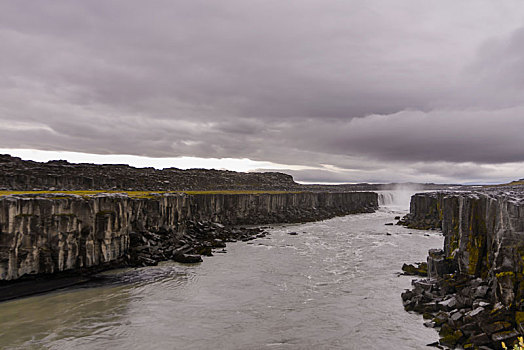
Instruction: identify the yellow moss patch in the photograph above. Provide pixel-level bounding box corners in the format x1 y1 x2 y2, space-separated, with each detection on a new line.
496 271 515 278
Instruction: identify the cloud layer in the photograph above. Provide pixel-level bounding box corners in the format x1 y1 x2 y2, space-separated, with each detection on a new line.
1 1 523 183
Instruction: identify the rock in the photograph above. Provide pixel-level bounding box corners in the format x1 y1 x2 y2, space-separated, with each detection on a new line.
426 341 441 348
402 262 428 276
473 285 489 299
412 280 434 292
414 302 438 313
439 297 458 311
459 322 480 337
423 312 434 319
491 329 519 343
427 249 454 279
432 311 449 326
172 252 203 264
195 246 213 256
467 306 485 318
439 330 464 348
439 323 455 338
481 321 512 335
450 310 464 322
469 332 491 346
401 289 414 301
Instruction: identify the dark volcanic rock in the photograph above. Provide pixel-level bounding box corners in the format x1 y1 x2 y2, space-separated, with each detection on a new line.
402 262 428 276
0 191 378 282
0 155 298 191
172 252 203 264
400 190 524 349
0 154 462 192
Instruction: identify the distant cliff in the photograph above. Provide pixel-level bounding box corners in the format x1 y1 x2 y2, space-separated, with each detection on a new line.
0 154 298 191
0 191 377 282
0 154 459 192
400 191 524 348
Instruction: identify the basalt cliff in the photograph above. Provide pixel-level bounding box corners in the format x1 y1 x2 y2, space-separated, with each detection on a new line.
0 191 377 293
0 154 382 300
400 190 524 349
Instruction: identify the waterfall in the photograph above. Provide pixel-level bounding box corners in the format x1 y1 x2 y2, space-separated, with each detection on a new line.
376 187 422 211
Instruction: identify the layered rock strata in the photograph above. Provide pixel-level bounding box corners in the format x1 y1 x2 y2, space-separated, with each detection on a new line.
0 191 377 283
400 191 524 349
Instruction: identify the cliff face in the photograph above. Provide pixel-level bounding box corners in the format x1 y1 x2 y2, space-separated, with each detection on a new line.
0 192 377 281
402 191 524 293
400 191 524 348
0 154 298 191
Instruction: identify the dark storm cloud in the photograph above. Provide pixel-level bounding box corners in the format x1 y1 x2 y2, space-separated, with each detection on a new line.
1 0 524 183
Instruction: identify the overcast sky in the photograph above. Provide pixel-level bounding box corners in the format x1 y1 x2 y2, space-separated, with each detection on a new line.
1 1 523 184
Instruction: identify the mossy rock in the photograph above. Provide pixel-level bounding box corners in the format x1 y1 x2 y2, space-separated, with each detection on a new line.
423 312 434 320
439 323 455 337
439 330 464 347
433 311 449 326
402 262 428 276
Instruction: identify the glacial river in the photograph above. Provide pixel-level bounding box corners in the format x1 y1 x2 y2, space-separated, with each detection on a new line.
0 192 443 349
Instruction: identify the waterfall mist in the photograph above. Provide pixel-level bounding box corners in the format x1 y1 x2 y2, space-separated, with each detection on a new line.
376 184 423 211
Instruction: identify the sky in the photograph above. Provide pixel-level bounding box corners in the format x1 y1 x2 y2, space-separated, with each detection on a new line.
1 1 523 184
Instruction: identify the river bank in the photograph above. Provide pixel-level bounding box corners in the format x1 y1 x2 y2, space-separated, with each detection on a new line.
0 191 377 300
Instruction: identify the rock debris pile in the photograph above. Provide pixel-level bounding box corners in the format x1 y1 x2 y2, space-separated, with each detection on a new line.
128 221 267 266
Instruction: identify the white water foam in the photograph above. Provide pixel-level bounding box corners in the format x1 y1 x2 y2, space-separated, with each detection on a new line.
376 185 424 211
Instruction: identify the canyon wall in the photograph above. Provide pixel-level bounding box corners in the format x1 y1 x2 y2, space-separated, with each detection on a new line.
402 191 524 290
400 191 524 348
0 191 377 281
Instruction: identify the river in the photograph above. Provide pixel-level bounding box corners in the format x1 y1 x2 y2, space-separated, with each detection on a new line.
0 192 443 349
